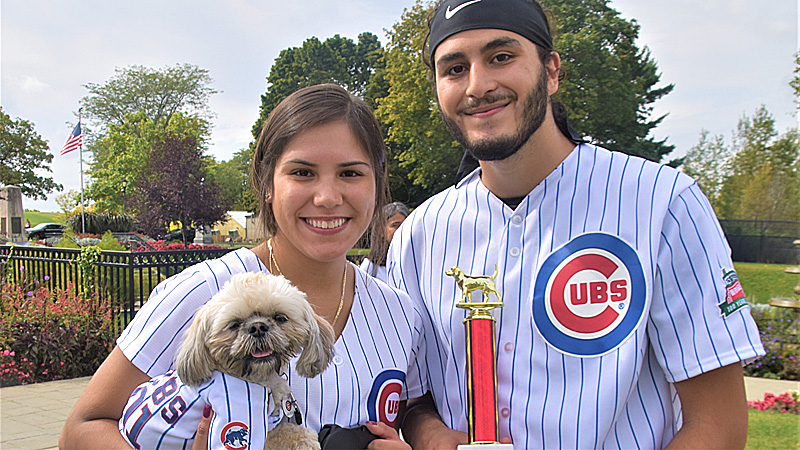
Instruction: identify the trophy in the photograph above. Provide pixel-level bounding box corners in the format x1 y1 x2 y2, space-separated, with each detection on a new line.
446 266 514 450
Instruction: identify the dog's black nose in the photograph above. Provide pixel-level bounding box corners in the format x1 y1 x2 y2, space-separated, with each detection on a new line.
248 322 269 338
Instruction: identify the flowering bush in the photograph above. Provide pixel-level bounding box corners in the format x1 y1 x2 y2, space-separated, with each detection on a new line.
0 281 113 387
745 305 800 380
748 391 800 414
133 240 222 252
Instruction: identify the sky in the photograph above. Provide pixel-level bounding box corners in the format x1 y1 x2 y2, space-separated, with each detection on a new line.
2 0 798 212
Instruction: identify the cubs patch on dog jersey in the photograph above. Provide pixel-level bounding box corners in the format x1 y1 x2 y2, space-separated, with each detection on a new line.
389 144 764 449
119 370 273 450
117 248 427 434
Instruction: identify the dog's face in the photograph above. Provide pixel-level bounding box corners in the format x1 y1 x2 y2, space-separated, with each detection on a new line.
176 272 335 386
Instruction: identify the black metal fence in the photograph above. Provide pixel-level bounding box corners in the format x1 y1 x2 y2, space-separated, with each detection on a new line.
0 245 235 335
719 220 800 264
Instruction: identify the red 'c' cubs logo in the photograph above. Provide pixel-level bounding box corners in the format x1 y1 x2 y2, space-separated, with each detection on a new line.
367 369 405 427
545 249 631 339
533 233 648 357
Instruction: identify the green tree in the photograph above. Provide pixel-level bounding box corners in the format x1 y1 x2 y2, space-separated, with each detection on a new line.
252 33 385 140
80 63 217 133
791 52 800 107
717 106 800 221
55 189 84 216
376 1 464 200
131 131 229 239
86 112 210 213
543 0 674 162
0 107 62 200
208 148 256 212
681 130 731 213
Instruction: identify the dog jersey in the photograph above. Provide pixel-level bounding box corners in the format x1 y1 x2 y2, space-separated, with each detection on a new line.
388 144 764 449
119 370 274 450
117 248 427 434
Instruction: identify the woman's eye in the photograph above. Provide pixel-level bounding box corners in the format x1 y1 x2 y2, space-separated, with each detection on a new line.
291 169 313 177
342 170 362 178
274 313 288 323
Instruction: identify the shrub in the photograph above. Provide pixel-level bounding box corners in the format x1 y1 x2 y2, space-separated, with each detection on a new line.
98 231 127 251
67 212 136 235
0 281 113 387
748 391 800 414
745 305 800 380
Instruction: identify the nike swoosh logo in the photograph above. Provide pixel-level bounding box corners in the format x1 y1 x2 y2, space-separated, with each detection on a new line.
445 0 483 19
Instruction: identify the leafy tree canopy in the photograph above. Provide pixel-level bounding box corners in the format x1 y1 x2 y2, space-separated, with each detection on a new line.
86 112 210 213
131 130 229 238
208 148 256 212
80 63 217 135
251 32 384 140
543 0 674 162
376 1 464 200
710 106 800 221
0 107 62 200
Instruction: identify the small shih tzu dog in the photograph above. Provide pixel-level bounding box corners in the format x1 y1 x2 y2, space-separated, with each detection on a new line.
119 272 335 450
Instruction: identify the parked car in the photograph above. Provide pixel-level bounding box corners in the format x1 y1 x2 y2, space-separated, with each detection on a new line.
26 223 66 240
158 228 196 242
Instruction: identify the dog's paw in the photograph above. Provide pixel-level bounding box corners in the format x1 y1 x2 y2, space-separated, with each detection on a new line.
264 422 319 450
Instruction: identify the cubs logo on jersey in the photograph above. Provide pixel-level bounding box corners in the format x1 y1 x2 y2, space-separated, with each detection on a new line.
532 232 648 357
367 369 405 427
220 421 249 450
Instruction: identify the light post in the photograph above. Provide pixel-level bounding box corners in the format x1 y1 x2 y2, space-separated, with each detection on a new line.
121 178 128 214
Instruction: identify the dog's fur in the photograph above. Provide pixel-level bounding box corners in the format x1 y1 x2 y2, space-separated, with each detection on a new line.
171 272 334 449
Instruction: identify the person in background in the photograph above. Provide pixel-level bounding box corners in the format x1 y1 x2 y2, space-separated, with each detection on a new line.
390 0 765 449
360 201 410 283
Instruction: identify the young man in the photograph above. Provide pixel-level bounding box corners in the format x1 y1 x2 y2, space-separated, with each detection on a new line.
389 0 765 448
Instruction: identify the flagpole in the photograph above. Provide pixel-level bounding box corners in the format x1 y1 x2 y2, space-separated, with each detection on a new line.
79 108 85 234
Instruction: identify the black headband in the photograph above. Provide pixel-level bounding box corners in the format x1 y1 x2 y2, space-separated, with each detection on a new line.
429 0 554 63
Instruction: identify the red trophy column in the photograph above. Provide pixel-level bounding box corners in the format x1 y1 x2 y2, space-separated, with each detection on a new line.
464 308 499 443
448 265 513 450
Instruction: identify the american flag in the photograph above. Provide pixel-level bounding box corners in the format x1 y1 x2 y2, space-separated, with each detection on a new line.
60 121 82 155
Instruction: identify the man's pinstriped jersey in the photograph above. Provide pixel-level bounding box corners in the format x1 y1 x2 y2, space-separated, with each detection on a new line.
117 248 427 442
388 144 764 449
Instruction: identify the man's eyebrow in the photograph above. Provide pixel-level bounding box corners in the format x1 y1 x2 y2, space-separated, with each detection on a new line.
481 36 522 53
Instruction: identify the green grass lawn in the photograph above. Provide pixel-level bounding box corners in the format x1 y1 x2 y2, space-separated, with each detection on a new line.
735 262 799 305
746 410 800 450
24 210 66 227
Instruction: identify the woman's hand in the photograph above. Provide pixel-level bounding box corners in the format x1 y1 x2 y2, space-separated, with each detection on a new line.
190 404 213 450
365 421 411 450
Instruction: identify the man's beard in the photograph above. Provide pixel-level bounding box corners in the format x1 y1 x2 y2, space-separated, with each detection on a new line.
441 68 549 162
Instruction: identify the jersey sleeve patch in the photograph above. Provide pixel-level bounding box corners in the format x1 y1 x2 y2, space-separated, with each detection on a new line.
719 268 749 317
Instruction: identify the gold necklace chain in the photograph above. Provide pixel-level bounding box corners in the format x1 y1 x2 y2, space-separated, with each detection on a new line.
267 239 347 326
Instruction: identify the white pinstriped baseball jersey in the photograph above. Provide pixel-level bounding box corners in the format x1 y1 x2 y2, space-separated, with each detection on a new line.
119 370 274 450
360 257 389 283
117 248 427 435
388 144 764 449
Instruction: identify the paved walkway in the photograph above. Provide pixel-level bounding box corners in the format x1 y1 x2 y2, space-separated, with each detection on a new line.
1 376 798 450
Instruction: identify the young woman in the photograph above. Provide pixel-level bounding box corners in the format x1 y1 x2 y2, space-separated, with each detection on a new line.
60 84 425 450
360 201 410 283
